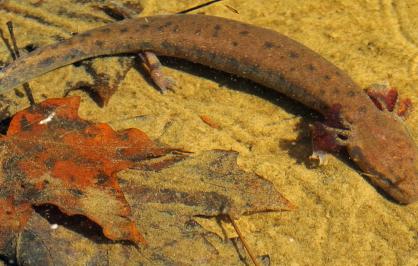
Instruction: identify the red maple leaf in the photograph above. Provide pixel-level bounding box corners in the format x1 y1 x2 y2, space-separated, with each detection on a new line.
0 96 173 248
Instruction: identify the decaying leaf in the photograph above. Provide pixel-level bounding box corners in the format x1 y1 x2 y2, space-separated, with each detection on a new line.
0 96 174 250
66 57 135 106
127 150 293 219
124 149 293 264
10 149 292 265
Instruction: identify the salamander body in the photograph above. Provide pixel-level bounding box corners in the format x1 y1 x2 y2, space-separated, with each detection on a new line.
0 14 417 203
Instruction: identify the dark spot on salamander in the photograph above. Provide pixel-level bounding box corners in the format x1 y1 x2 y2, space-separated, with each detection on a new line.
188 47 202 58
239 30 249 35
347 91 356 97
119 27 129 33
358 105 367 113
139 24 150 30
172 25 180 33
213 24 221 37
121 42 135 51
232 41 238 47
226 57 240 68
206 51 217 60
71 49 86 58
324 75 331 80
140 41 152 50
161 40 177 52
248 64 260 74
195 29 201 35
307 64 316 71
95 40 104 48
162 21 173 28
388 167 396 175
333 88 340 95
290 67 296 71
63 49 87 62
38 57 55 67
158 21 173 32
99 27 111 33
289 51 299 58
263 41 275 49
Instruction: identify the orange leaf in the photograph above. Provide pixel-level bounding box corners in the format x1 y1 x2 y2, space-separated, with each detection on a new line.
0 96 173 248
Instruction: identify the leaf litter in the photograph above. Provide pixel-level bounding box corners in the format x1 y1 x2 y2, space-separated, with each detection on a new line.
0 96 292 265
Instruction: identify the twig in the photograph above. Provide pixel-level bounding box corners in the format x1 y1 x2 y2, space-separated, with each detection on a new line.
6 21 20 58
5 21 35 105
177 0 223 14
0 27 16 60
228 214 261 266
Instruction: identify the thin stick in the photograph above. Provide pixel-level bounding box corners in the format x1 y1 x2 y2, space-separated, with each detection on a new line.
228 214 260 266
5 21 35 105
177 0 223 14
7 21 20 57
22 83 35 105
0 27 16 60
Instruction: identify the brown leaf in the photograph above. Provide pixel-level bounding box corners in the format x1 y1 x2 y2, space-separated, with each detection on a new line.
11 150 292 265
122 150 293 263
0 96 174 249
125 150 293 219
66 57 134 106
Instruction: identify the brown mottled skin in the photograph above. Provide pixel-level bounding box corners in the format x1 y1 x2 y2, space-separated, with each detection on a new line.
0 14 417 204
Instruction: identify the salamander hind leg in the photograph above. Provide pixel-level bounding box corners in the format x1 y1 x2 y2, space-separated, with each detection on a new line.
140 51 176 93
97 6 175 93
365 83 412 119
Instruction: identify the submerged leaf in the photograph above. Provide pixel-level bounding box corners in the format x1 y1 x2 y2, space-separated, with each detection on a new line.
13 150 292 265
127 150 293 218
67 57 134 106
0 97 292 264
0 96 173 249
122 149 293 264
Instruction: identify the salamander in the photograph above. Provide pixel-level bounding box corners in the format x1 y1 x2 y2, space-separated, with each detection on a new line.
0 14 417 204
